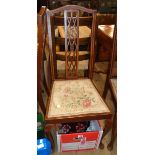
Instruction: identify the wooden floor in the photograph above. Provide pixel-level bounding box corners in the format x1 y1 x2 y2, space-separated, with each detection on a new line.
49 62 117 155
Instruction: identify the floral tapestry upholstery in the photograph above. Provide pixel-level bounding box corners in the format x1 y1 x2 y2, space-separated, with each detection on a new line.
48 79 110 118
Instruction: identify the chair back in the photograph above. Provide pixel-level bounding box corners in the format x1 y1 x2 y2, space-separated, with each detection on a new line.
110 24 117 78
37 6 50 115
46 5 97 79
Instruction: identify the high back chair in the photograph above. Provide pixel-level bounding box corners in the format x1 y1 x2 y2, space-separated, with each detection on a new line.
102 24 117 151
38 5 112 151
37 6 51 115
103 24 117 100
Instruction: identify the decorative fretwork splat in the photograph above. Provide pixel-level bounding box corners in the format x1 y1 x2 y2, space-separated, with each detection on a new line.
64 10 79 79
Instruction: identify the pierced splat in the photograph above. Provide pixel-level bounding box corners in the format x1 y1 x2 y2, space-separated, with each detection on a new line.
64 10 79 79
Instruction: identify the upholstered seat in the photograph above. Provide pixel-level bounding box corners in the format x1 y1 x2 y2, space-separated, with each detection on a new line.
98 25 114 39
47 79 110 118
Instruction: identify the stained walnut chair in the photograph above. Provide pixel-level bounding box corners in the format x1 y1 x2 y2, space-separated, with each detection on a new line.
96 13 116 62
38 6 51 115
103 24 117 151
38 5 112 151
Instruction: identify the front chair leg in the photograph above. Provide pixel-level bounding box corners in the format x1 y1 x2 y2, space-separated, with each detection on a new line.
84 69 88 77
107 112 117 151
99 119 112 149
99 141 104 149
99 128 105 149
102 78 109 99
44 124 55 152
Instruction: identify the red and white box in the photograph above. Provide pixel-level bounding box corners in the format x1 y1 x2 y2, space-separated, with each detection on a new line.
56 120 103 152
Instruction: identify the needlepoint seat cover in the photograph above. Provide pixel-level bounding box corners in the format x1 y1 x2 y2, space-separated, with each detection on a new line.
47 79 110 118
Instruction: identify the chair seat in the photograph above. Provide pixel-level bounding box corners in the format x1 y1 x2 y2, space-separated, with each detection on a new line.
109 78 117 100
47 79 110 118
98 25 114 39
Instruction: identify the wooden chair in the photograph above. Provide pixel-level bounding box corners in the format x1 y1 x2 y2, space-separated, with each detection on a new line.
38 6 58 149
102 24 117 151
37 6 50 115
96 13 116 62
38 5 112 151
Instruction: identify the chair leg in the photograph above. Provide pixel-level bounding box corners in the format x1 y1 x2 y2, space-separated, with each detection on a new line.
99 119 112 149
43 72 50 96
84 69 88 77
107 111 117 151
102 78 109 99
99 141 104 149
44 124 55 152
